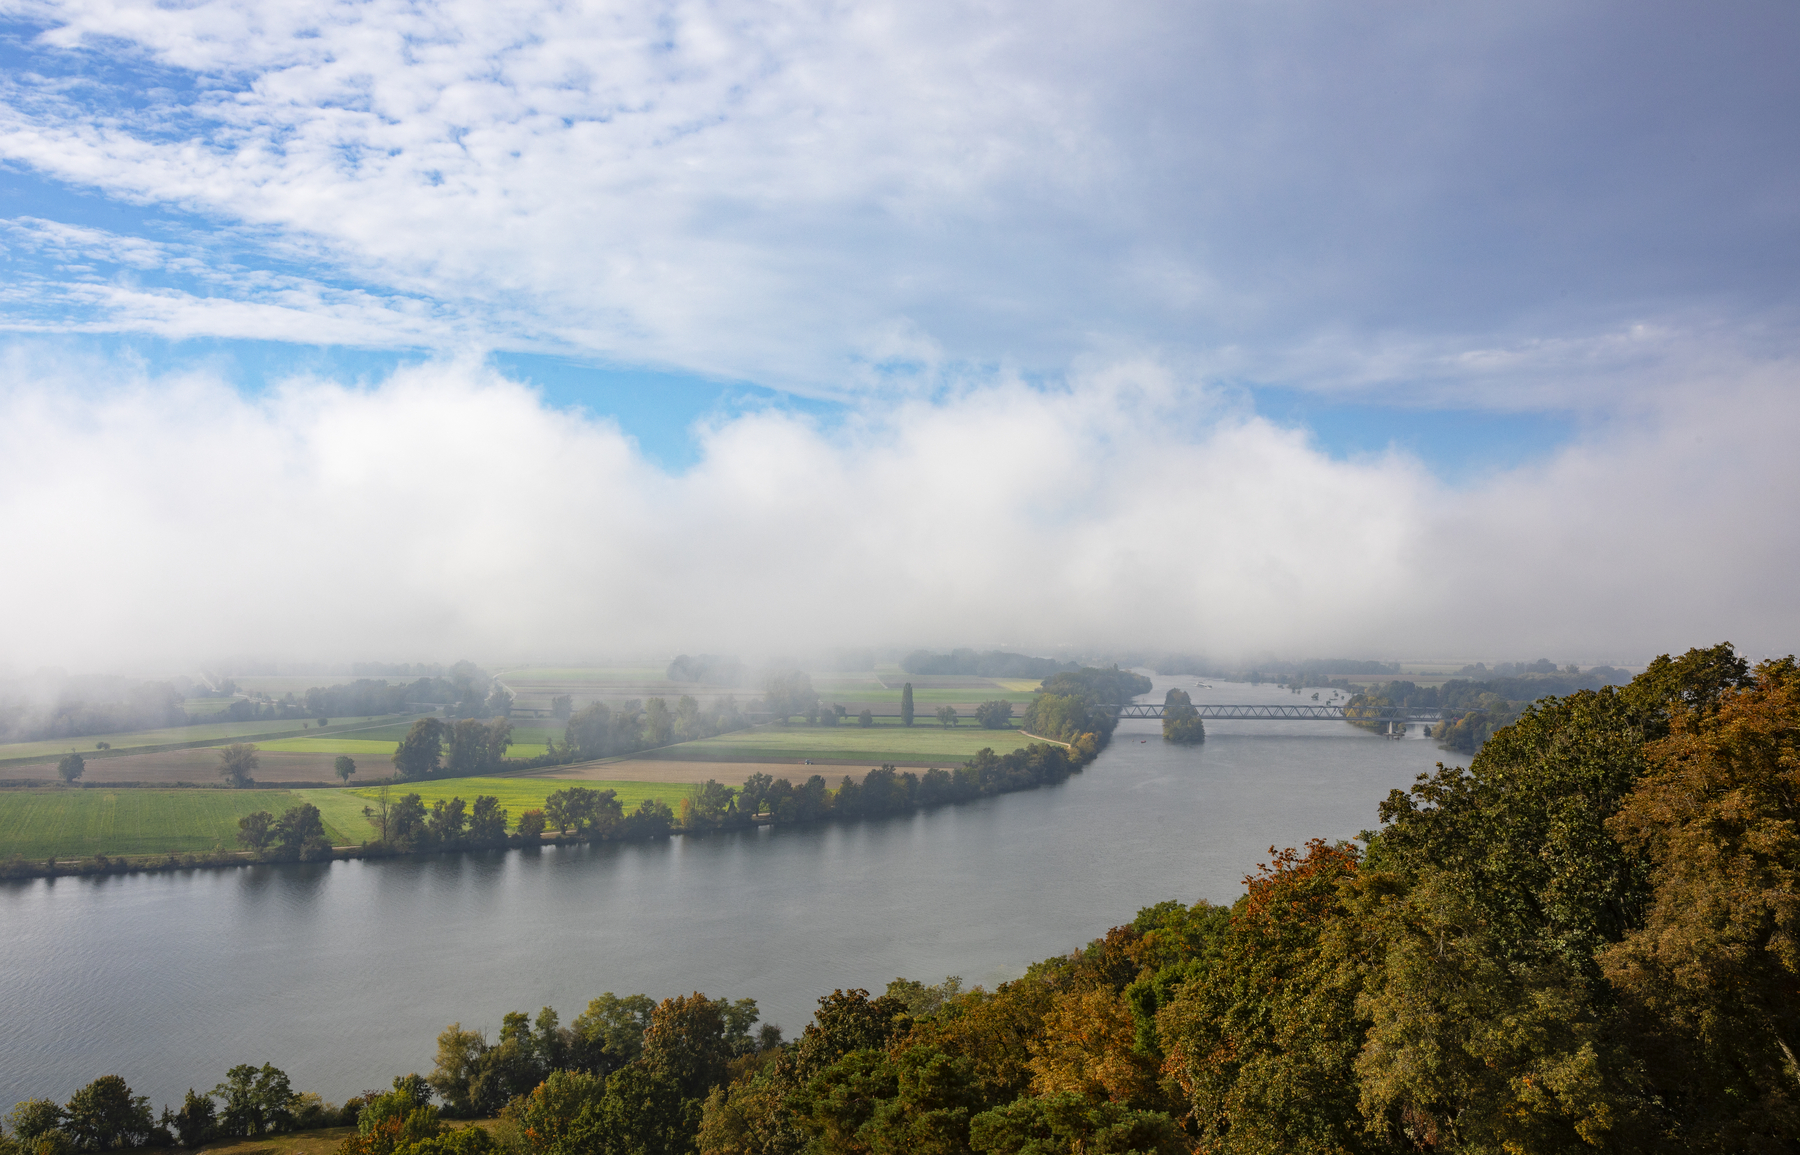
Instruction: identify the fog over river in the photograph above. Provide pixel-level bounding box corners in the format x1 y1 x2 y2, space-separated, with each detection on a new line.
1 677 1457 1110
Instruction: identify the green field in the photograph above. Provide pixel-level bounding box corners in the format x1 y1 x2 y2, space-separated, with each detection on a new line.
652 722 1037 764
0 789 358 858
0 714 409 765
308 778 696 834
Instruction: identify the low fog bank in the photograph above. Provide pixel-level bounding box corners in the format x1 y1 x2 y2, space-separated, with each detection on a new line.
1 354 1795 671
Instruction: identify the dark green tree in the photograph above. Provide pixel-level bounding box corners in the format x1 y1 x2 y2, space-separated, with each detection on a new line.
334 754 357 784
273 803 329 859
63 1076 154 1150
57 752 84 784
936 705 959 727
212 1064 295 1137
1161 688 1205 744
901 683 915 727
236 811 276 853
859 709 874 728
974 700 1013 729
392 718 445 779
569 993 658 1077
169 1091 215 1148
468 795 508 841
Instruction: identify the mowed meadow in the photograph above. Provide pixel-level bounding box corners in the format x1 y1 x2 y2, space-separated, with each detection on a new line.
0 789 361 858
648 720 1039 765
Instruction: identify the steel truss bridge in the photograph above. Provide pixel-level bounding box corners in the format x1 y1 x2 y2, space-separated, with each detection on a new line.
1107 703 1442 723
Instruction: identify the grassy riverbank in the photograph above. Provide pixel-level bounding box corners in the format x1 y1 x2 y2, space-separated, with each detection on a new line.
0 788 362 858
0 776 702 860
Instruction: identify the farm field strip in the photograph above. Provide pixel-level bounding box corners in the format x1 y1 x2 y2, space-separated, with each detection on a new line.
645 724 1034 763
0 714 408 765
315 778 697 833
0 789 358 858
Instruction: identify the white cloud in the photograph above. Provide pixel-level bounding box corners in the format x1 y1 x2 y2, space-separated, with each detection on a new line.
0 0 1792 399
0 352 1793 670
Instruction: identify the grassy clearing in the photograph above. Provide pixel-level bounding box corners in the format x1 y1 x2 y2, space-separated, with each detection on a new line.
0 715 403 764
315 778 696 833
650 723 1033 764
0 789 357 858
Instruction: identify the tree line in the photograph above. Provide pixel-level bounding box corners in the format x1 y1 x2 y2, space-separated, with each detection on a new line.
17 646 1792 1151
1346 665 1637 752
900 650 1078 679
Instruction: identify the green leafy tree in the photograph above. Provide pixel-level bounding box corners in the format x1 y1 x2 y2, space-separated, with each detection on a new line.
468 795 508 841
392 718 445 780
901 683 915 727
565 702 614 760
63 1076 154 1150
569 993 658 1077
212 1064 295 1137
217 744 259 788
936 705 959 727
1161 688 1205 744
429 1024 491 1117
516 810 547 840
272 803 329 859
551 694 574 720
57 752 84 784
388 793 429 847
426 797 467 843
859 709 874 728
4 1101 64 1146
237 811 276 853
169 1091 215 1148
622 798 675 838
334 754 357 784
974 700 1013 729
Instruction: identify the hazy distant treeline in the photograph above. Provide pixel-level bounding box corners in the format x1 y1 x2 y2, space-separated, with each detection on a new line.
900 648 1077 679
664 655 748 686
0 676 189 743
562 696 748 761
1350 666 1637 752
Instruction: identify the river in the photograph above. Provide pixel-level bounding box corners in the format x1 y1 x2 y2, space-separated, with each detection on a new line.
0 677 1459 1111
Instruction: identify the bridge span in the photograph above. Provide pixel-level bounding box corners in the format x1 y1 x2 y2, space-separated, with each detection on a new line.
1107 702 1442 723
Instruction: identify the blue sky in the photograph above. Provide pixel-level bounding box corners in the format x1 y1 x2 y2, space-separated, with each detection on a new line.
0 0 1796 665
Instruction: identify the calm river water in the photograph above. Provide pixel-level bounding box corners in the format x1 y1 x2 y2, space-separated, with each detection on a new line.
0 678 1460 1111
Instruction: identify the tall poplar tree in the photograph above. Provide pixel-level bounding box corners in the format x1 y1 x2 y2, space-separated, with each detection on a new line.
900 683 915 727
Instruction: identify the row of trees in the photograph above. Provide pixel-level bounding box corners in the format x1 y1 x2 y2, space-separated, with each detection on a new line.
236 804 331 860
1 1062 351 1154
358 789 517 850
392 719 516 779
562 697 747 762
900 649 1077 678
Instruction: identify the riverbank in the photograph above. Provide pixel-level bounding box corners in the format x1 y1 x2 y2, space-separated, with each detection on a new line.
0 735 1102 879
